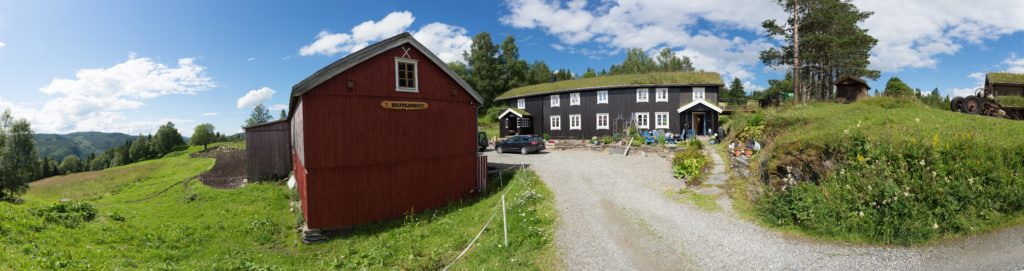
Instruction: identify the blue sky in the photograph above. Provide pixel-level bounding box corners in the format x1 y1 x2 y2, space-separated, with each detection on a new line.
1 0 1023 136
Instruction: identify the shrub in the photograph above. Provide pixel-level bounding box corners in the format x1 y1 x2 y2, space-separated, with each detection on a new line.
109 212 126 222
484 106 510 122
600 135 615 145
671 147 708 184
542 132 550 141
33 202 98 228
747 112 766 127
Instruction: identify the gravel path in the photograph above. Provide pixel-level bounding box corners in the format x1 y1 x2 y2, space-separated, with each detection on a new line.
485 147 1024 271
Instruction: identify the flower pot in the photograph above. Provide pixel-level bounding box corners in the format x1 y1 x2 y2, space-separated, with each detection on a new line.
744 149 753 157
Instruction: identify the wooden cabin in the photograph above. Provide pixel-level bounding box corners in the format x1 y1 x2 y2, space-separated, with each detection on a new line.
288 33 485 230
243 119 291 181
835 76 870 103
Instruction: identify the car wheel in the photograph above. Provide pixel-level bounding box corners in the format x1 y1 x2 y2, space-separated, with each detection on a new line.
521 148 528 155
496 146 503 153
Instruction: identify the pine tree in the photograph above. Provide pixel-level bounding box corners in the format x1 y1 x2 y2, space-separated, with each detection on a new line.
279 110 287 120
729 78 746 104
582 68 597 78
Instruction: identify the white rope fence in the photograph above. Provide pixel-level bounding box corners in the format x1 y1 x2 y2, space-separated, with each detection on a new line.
442 164 524 270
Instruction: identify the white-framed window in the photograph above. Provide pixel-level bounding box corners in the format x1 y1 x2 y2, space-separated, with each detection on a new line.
636 88 649 102
395 58 419 92
597 90 608 104
656 88 669 102
518 118 531 127
693 87 706 100
655 112 670 129
550 115 561 130
551 94 560 107
570 92 581 106
634 112 650 129
569 114 581 130
517 98 525 109
596 113 609 130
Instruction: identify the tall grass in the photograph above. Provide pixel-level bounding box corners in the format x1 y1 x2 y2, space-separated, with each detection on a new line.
755 97 1024 244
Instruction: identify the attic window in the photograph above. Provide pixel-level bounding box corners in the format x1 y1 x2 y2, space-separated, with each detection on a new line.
395 58 418 92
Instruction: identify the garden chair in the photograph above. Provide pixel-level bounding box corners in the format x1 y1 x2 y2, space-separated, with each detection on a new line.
642 130 656 145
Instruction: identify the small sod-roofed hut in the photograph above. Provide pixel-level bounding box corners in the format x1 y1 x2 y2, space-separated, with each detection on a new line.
835 76 870 103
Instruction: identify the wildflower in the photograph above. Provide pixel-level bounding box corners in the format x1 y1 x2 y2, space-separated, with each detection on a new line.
867 185 872 191
858 211 864 217
915 118 921 123
903 191 910 197
933 223 939 229
844 129 849 134
918 160 925 166
932 171 937 177
857 121 862 128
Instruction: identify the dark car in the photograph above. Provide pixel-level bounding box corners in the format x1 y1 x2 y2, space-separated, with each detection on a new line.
477 132 488 152
495 135 545 155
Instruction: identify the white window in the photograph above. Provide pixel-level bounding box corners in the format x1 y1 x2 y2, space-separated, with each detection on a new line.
569 114 581 130
570 92 581 106
634 112 650 129
518 118 531 128
550 94 560 107
395 58 419 92
597 90 608 104
636 88 649 102
693 87 706 100
550 115 561 130
596 113 609 130
516 98 525 109
655 112 670 129
656 88 669 102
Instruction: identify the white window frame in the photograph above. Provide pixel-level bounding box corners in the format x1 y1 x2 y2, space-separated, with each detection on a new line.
655 112 670 129
569 114 582 130
570 92 581 106
517 98 525 109
636 88 649 102
395 58 419 92
550 115 561 130
656 88 669 102
693 87 706 101
517 118 531 128
634 112 650 129
596 113 609 130
597 90 608 104
550 94 560 107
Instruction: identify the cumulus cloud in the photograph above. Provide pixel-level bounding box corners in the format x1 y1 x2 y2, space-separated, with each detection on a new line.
201 112 219 117
21 55 214 134
501 0 785 81
299 11 473 63
1005 53 1024 73
236 87 275 109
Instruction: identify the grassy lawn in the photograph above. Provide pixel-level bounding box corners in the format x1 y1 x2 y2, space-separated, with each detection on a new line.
742 97 1024 245
0 143 559 270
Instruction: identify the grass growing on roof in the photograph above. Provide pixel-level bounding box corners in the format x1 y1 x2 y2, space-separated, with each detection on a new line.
986 72 1024 85
0 143 559 270
496 71 723 100
752 97 1024 245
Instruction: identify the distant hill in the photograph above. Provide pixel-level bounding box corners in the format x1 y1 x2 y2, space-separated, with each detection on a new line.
35 132 137 159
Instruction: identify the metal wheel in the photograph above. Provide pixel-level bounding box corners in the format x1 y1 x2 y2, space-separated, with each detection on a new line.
521 148 528 155
962 95 983 114
950 96 964 113
496 146 503 154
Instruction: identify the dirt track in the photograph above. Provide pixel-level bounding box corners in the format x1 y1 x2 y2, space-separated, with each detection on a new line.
191 147 246 189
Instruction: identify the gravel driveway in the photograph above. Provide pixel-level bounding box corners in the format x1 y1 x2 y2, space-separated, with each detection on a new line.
485 148 1024 271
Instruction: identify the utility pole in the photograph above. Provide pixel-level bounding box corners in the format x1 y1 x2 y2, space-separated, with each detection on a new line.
792 0 801 104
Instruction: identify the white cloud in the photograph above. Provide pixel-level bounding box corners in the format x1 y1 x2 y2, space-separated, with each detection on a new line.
246 57 256 62
501 0 785 81
201 112 219 117
268 104 288 111
299 11 473 63
854 0 1024 71
1005 53 1024 73
19 55 214 134
0 42 5 49
236 87 275 109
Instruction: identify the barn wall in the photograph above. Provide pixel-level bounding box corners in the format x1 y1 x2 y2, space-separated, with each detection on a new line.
245 121 292 181
301 43 478 229
291 100 306 166
292 151 309 220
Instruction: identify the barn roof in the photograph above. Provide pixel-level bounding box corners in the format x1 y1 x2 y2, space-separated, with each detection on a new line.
986 72 1024 86
495 71 724 101
289 32 483 116
243 119 289 131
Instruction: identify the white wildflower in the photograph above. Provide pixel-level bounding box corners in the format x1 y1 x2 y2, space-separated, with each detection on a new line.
915 118 921 123
857 121 862 128
903 191 910 197
933 223 939 229
858 211 864 217
918 160 925 166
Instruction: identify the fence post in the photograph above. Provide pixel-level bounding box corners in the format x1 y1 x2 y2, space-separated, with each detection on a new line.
502 194 508 248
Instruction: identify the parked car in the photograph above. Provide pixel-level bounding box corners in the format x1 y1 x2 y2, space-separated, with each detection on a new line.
495 135 545 155
477 131 488 152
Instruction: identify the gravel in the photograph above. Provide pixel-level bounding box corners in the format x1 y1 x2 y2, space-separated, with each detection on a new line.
485 148 1024 271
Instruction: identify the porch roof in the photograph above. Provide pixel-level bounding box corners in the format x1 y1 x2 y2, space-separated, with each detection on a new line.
497 108 532 119
677 99 723 113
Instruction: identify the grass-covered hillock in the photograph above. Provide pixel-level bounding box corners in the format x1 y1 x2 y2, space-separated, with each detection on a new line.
0 143 558 269
751 97 1024 244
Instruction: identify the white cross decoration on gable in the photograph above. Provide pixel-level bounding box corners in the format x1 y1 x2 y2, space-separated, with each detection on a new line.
401 46 412 58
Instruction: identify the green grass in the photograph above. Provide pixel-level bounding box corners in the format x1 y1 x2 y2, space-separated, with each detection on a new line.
751 97 1024 245
987 72 1024 85
496 72 723 101
1 142 559 270
995 95 1024 108
669 190 721 212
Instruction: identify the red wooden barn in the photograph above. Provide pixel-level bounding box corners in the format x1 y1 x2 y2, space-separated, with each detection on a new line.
288 32 485 230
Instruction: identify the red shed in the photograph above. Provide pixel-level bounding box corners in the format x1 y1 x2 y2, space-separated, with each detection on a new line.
288 33 484 230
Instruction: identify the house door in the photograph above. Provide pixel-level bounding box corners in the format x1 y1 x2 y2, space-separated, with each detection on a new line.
505 117 519 135
693 112 705 136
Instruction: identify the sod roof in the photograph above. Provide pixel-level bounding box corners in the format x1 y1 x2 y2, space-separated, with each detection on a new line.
986 72 1024 85
495 72 723 101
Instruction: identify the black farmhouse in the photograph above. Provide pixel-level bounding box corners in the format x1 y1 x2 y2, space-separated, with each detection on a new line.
494 72 725 139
